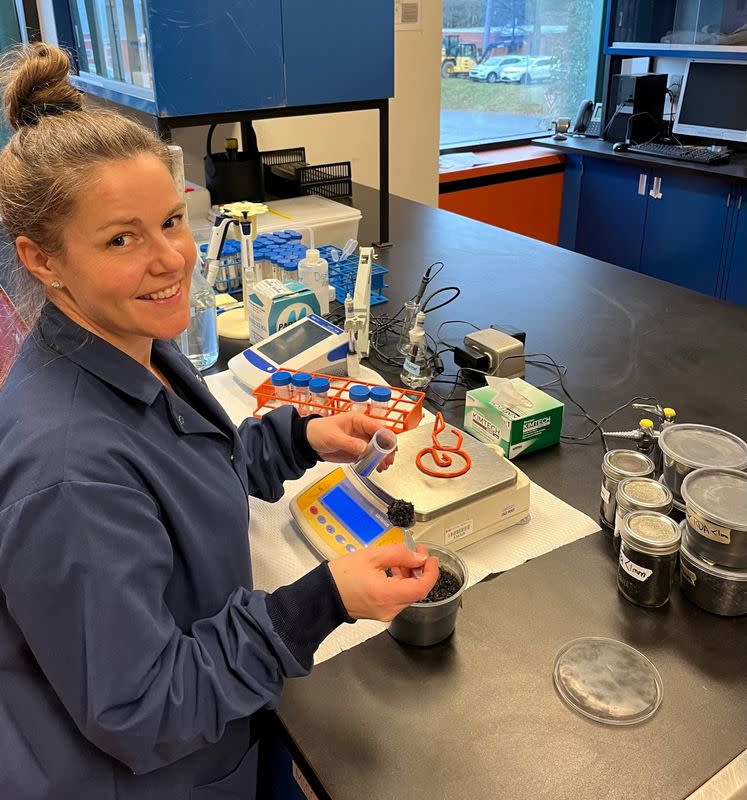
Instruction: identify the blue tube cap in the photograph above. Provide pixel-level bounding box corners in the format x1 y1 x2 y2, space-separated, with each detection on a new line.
292 372 312 387
271 370 292 387
309 377 330 393
370 386 392 402
349 384 370 402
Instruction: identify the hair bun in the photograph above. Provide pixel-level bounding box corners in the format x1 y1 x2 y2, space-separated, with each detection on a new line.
1 43 83 130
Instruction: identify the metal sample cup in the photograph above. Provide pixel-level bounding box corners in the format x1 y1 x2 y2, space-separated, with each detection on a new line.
388 544 468 647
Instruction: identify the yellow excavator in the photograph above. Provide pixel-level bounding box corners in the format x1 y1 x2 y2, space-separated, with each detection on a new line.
441 34 478 78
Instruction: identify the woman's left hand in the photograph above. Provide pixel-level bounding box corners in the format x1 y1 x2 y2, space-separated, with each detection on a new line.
306 413 396 470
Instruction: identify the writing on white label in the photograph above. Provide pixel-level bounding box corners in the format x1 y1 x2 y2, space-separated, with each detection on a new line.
680 561 697 587
445 519 473 544
686 510 731 545
600 484 611 504
619 550 653 582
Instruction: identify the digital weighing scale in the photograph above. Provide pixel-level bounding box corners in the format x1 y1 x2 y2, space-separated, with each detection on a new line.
290 423 531 559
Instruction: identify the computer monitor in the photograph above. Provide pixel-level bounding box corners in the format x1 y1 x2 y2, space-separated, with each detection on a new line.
674 60 747 143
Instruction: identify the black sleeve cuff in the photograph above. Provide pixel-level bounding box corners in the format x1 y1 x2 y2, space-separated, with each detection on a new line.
291 411 322 468
265 562 354 670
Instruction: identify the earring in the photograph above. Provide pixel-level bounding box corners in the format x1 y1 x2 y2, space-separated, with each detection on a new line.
51 280 62 289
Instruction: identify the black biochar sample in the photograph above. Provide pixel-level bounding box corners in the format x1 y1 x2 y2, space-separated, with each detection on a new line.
421 566 461 603
387 499 415 529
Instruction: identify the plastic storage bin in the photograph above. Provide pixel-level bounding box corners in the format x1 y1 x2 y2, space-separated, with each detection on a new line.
254 195 361 249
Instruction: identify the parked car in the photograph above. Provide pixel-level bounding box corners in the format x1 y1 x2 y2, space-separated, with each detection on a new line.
468 56 524 83
500 56 556 84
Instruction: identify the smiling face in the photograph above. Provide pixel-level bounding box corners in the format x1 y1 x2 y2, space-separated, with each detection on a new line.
47 153 197 365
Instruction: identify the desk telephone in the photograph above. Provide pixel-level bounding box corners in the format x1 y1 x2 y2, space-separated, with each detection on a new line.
573 100 602 137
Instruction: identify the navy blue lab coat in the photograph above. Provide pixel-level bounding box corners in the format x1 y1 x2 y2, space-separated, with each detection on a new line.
0 303 350 799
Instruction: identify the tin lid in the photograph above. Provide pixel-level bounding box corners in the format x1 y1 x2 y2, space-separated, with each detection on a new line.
553 637 663 726
602 449 655 482
620 511 681 555
617 477 673 510
681 468 747 531
680 523 747 582
658 424 747 471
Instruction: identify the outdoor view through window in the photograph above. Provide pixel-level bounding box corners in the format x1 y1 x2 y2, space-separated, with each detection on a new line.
441 0 604 148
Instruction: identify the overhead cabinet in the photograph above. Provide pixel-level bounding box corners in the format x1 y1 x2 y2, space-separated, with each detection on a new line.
606 0 747 57
54 0 394 117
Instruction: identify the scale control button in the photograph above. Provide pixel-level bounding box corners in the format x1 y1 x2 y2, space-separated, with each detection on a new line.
317 516 327 525
309 506 319 515
335 534 345 543
326 525 336 534
345 544 356 552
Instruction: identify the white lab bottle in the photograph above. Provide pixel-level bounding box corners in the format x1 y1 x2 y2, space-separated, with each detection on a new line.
298 248 329 314
176 258 219 370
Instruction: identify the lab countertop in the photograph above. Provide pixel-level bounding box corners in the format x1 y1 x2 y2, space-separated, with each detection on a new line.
534 135 747 181
229 186 747 800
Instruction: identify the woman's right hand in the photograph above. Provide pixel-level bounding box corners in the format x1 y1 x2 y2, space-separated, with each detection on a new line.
328 543 439 622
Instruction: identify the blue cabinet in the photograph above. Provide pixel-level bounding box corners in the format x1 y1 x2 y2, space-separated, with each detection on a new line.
574 157 648 271
54 0 394 117
723 187 747 305
568 155 742 303
639 169 731 296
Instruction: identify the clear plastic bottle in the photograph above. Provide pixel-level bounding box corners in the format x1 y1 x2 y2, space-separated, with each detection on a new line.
177 258 219 370
349 384 370 413
369 386 392 416
291 372 312 415
298 248 330 314
400 312 432 389
271 371 293 405
309 376 330 416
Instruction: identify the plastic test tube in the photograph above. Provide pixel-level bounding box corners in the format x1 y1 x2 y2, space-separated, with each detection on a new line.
291 372 312 415
271 371 292 405
309 376 330 416
353 428 398 477
348 384 370 414
369 386 392 416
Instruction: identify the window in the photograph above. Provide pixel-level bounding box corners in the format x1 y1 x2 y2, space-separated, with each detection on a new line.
440 0 605 149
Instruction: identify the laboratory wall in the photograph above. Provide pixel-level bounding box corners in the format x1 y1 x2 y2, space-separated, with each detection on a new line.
35 1 441 207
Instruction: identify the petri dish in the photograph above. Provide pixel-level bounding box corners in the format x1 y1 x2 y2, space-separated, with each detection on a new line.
553 637 663 725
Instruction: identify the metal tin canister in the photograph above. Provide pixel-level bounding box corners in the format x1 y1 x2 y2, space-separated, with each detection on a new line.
618 511 681 608
658 424 747 501
613 477 674 552
680 524 747 617
600 450 655 529
681 468 747 569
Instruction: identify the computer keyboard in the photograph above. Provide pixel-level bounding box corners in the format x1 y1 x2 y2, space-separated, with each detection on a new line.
627 143 731 164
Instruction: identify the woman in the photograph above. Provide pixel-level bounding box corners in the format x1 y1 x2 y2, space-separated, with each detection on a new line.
0 44 437 800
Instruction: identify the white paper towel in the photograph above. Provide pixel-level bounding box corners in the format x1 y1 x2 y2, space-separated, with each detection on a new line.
206 371 600 664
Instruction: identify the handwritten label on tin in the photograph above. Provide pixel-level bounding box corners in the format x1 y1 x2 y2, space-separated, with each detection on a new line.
600 484 611 504
445 519 473 544
680 561 697 587
686 509 731 545
619 550 653 582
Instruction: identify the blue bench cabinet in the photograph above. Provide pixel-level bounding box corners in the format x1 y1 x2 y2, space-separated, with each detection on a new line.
54 0 394 117
723 186 747 305
565 154 741 303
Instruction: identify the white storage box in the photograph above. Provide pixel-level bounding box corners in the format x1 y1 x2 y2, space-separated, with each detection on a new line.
191 195 361 250
256 196 361 249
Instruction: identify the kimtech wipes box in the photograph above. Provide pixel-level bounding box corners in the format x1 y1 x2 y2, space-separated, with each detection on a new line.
464 378 563 459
